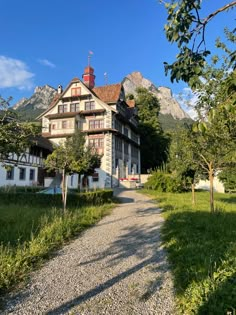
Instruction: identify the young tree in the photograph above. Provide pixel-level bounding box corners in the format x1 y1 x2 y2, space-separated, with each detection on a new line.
0 96 40 163
45 130 101 212
191 107 235 212
168 127 199 205
134 87 170 172
162 0 236 88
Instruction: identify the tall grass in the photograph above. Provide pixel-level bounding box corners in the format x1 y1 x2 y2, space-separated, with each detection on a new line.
0 197 113 296
142 190 236 315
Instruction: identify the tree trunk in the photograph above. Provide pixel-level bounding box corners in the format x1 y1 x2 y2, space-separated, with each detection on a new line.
209 162 214 213
62 168 66 213
191 183 196 206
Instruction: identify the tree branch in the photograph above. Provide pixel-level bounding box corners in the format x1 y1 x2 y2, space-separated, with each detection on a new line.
202 2 236 27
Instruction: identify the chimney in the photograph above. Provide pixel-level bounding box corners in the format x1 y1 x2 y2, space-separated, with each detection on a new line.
82 66 95 89
57 85 63 94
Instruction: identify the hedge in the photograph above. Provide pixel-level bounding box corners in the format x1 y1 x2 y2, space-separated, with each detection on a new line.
0 189 114 208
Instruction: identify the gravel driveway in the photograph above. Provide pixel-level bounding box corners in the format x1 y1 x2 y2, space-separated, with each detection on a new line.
3 189 175 315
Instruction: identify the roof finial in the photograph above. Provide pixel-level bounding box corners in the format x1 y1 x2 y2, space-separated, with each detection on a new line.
88 50 93 66
104 72 108 85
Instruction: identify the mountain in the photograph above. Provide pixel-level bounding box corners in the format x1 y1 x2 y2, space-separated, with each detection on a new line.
13 72 192 129
13 85 57 121
122 71 190 120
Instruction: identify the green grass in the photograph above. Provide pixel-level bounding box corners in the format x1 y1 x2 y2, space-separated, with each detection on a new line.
142 190 236 315
0 198 113 297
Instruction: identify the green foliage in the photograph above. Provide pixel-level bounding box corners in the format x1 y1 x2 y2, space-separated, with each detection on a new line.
0 96 40 160
158 113 193 131
162 0 236 88
218 168 236 192
0 190 113 209
144 170 184 193
142 190 236 314
45 129 101 175
135 88 170 172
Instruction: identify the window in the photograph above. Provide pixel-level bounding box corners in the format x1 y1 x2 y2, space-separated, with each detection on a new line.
29 169 35 181
6 166 14 180
85 101 95 110
62 120 67 129
131 146 139 159
115 119 122 133
124 127 129 137
89 138 104 148
70 103 80 112
92 172 99 182
124 142 129 155
131 131 138 143
52 124 56 130
71 87 81 96
58 104 67 113
89 119 104 129
115 137 122 152
19 167 26 180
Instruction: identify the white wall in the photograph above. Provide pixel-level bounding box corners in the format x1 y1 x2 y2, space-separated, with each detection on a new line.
0 164 38 187
195 177 225 193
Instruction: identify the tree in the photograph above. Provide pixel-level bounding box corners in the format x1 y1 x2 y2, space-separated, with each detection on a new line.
0 96 39 163
162 0 236 88
168 127 200 205
45 130 101 212
191 107 236 212
133 87 170 172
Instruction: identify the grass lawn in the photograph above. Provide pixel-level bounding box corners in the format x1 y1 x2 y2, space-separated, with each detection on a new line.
142 190 236 315
0 195 113 298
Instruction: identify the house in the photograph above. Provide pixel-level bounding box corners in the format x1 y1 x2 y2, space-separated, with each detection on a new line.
38 64 141 189
0 136 53 187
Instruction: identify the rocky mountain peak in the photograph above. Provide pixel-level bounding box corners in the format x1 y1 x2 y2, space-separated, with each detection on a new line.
122 72 190 119
13 85 57 111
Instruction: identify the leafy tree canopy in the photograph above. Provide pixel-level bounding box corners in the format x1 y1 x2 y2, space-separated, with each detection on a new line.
134 87 170 172
0 96 40 161
45 129 101 176
162 0 236 88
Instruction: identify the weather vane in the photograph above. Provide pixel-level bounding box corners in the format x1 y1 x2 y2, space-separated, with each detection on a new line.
104 72 108 85
88 50 93 66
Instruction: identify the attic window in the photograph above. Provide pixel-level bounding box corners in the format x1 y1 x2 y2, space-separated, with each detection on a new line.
71 87 81 96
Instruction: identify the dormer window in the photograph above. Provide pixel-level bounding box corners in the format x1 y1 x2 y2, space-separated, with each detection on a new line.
71 87 81 96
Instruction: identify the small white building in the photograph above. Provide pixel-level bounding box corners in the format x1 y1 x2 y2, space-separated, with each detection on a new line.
0 136 53 187
37 65 141 189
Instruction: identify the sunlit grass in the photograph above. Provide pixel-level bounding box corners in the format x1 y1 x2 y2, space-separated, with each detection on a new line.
141 190 236 314
0 202 113 296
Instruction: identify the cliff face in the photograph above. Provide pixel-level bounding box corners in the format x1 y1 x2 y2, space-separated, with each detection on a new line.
13 85 57 111
122 72 190 119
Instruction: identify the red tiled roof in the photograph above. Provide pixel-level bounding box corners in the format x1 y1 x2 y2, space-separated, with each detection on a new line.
93 84 122 103
49 94 60 108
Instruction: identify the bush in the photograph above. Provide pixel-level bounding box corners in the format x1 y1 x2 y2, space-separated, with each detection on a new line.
144 170 183 192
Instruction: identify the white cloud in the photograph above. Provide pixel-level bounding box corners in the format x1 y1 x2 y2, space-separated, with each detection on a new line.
38 58 56 68
174 87 199 120
0 56 34 90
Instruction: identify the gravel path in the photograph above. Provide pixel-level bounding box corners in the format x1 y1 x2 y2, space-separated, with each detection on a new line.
3 189 175 315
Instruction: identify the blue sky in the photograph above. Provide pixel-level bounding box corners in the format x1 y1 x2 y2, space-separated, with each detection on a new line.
0 0 235 114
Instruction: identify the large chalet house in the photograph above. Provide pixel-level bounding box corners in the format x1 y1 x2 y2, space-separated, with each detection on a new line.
38 65 141 189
